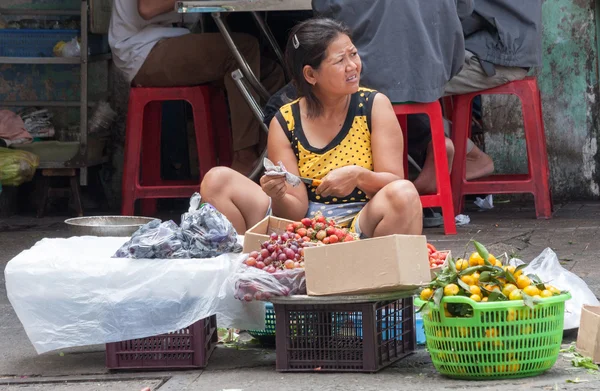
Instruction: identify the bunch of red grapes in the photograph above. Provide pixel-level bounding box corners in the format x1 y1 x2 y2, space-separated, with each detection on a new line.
244 232 312 273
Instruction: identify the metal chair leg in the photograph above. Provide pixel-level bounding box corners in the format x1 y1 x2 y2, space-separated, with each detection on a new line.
250 11 290 81
212 12 271 101
231 69 270 180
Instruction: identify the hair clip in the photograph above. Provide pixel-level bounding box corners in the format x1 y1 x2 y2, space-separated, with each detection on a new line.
293 34 300 49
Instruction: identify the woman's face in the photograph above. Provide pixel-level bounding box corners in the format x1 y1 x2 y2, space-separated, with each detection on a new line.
308 33 361 97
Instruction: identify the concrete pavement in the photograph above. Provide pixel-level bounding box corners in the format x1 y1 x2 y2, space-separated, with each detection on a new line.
1 201 600 390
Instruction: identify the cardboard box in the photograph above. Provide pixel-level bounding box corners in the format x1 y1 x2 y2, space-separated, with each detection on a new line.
576 305 600 364
304 234 430 296
243 216 294 253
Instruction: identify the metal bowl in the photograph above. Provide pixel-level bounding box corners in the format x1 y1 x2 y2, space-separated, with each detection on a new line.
64 216 156 237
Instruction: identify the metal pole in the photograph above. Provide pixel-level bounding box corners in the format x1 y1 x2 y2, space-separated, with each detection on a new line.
79 0 89 186
232 69 268 180
212 12 271 101
251 11 289 81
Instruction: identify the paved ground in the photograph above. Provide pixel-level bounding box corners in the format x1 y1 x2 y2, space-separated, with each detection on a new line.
1 201 600 390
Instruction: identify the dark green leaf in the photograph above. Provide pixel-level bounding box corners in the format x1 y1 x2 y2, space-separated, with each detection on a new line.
458 266 483 276
515 264 527 273
448 303 473 317
457 277 472 292
504 271 517 284
434 272 456 288
522 292 535 309
473 241 493 266
448 257 457 274
433 287 444 307
415 301 428 313
527 273 546 291
487 291 508 302
479 271 492 283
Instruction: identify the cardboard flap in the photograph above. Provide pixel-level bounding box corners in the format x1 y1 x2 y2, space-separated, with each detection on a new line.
576 305 600 363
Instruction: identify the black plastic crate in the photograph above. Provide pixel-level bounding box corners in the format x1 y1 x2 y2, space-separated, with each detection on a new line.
274 298 415 372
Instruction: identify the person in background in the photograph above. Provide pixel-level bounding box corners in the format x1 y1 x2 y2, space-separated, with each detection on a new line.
201 18 422 237
444 0 543 180
109 0 285 175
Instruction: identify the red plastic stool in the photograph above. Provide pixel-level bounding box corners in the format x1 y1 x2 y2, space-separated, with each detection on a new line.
450 77 552 219
394 102 456 235
121 85 231 216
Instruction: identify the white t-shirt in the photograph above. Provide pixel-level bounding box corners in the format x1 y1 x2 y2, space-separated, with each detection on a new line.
109 1 197 82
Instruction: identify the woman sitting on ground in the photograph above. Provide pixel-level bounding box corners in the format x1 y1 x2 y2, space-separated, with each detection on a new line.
200 17 422 237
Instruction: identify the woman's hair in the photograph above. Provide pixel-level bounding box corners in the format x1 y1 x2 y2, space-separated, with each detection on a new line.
285 17 352 118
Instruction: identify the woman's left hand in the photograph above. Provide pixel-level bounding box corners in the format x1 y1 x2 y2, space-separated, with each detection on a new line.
316 166 362 198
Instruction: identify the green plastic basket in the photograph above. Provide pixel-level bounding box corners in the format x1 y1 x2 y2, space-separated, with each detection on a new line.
415 293 570 379
248 303 276 343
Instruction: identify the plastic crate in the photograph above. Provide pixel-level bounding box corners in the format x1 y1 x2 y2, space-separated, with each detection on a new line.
416 293 570 379
0 29 109 57
248 302 276 344
274 298 415 372
105 315 217 370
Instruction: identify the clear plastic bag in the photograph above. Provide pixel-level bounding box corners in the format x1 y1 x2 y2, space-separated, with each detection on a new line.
53 37 81 57
0 147 39 186
6 236 265 354
180 196 243 258
222 259 306 302
113 193 242 259
510 248 600 330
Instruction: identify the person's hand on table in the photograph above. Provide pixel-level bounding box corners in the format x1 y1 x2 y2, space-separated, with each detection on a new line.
316 166 362 198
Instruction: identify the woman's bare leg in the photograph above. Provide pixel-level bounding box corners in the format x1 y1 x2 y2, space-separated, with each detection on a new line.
357 180 423 237
200 167 270 234
413 137 455 195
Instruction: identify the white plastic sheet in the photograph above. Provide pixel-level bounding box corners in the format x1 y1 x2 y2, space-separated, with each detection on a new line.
5 236 265 354
511 248 600 330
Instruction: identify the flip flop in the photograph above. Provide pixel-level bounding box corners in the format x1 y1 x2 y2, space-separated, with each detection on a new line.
423 208 443 228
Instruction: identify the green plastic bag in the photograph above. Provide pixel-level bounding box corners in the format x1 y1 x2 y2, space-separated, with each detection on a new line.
0 147 39 186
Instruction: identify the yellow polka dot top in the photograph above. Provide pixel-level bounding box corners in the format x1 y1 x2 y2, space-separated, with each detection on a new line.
275 88 378 205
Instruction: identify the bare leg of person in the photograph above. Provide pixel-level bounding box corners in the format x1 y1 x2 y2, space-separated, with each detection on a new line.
413 137 455 195
465 144 494 180
200 167 270 233
356 180 423 237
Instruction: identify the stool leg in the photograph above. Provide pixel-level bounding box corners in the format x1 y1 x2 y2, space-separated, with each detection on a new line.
429 103 456 235
121 95 146 216
70 175 83 217
450 95 472 216
190 88 218 181
522 84 552 219
398 115 409 177
139 100 163 217
37 176 50 218
211 88 233 167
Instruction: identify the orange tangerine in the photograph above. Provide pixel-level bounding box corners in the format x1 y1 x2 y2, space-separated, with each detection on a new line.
444 284 459 296
469 252 485 266
523 285 540 296
516 275 532 289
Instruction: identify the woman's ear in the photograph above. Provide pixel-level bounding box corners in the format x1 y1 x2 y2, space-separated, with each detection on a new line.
303 65 318 86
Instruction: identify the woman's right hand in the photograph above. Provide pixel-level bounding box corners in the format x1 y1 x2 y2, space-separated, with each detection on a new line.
260 174 288 200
